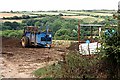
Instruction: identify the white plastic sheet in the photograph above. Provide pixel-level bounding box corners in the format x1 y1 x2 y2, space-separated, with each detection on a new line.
79 42 101 55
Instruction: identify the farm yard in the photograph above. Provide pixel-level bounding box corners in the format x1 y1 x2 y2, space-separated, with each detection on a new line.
1 37 68 78
0 37 108 78
0 9 120 78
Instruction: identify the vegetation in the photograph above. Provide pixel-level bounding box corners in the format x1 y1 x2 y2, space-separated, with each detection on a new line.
1 30 23 38
33 52 100 78
33 10 120 79
1 10 119 78
99 13 120 78
2 21 22 30
0 10 117 40
2 15 42 20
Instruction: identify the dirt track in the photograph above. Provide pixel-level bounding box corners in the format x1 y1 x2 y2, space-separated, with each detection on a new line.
1 37 67 78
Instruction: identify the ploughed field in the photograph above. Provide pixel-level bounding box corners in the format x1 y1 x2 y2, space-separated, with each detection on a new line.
1 37 67 78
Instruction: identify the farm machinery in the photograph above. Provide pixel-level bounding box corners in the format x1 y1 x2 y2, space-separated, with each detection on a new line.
21 26 52 48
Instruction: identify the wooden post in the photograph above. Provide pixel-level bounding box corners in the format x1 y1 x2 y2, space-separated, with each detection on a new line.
88 43 90 55
98 27 101 37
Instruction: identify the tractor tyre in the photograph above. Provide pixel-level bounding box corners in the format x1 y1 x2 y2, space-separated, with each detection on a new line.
21 36 29 47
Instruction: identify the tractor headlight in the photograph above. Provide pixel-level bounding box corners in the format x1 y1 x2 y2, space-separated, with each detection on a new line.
49 34 52 37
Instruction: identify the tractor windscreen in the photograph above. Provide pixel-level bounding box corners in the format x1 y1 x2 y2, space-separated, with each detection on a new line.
41 37 52 41
41 34 52 41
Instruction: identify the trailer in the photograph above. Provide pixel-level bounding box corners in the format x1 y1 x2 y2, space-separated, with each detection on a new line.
21 26 52 48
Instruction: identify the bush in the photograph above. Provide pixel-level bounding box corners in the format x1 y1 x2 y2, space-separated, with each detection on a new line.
2 30 23 38
7 32 18 37
3 21 21 30
2 30 12 37
100 15 120 78
54 29 71 40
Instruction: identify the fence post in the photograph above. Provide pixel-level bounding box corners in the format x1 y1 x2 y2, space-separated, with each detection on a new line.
88 43 90 55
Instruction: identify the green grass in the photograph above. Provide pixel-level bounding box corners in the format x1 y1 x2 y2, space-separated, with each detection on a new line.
33 66 51 77
33 63 62 78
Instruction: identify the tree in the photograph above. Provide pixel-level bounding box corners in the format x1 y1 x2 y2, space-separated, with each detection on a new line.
1 26 12 30
12 16 19 19
26 19 36 26
10 10 13 13
11 22 20 30
22 15 30 19
54 29 71 40
59 13 63 16
3 21 12 27
35 21 41 27
51 19 62 35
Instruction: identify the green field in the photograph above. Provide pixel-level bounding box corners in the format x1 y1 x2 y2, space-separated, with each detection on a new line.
31 11 77 16
64 11 114 16
0 10 116 24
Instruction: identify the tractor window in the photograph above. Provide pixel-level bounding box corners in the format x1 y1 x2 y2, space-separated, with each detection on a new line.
47 38 51 41
41 37 46 41
41 37 51 41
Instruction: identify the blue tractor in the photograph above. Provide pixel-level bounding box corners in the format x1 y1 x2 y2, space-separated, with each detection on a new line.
21 26 52 48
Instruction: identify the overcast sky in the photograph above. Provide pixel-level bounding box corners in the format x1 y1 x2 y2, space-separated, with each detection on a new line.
0 0 119 11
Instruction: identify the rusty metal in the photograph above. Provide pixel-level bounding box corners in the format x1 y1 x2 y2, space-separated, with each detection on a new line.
78 20 80 45
97 42 98 53
90 26 93 42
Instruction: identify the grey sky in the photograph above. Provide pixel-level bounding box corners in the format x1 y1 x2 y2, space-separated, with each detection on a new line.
118 1 120 10
0 0 119 11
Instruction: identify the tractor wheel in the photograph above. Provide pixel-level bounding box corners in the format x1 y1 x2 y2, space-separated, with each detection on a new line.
21 36 29 47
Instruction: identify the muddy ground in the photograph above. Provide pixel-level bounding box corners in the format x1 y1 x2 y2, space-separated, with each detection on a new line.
0 37 68 78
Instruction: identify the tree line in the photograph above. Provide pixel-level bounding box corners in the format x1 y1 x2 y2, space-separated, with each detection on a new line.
0 15 117 40
2 15 38 20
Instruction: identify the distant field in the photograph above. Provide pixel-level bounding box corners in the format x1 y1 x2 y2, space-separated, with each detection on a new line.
0 10 114 23
0 13 40 23
61 16 94 19
32 12 77 15
64 11 113 16
62 16 104 22
92 10 116 13
0 13 24 18
1 19 22 23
